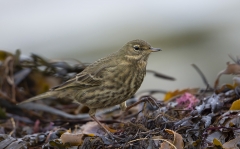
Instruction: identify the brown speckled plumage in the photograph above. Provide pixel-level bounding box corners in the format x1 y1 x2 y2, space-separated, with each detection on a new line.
19 39 161 137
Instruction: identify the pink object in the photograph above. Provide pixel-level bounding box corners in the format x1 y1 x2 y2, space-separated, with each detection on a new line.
176 93 199 110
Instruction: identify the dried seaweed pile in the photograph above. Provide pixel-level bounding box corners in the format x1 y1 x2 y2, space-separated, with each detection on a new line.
0 50 240 149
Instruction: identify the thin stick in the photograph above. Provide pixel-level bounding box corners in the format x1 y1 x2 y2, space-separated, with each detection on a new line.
192 64 212 89
9 118 16 136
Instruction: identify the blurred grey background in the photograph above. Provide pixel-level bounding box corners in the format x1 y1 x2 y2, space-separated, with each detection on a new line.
1 0 240 98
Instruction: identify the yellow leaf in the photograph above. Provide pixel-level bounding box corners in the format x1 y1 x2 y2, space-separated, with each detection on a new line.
213 138 222 147
0 50 13 61
87 133 95 137
230 99 240 110
104 124 117 133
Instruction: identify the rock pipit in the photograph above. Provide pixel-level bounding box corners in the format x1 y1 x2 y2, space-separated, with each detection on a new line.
19 39 161 138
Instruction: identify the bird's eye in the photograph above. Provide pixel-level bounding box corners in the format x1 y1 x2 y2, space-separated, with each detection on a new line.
133 45 140 51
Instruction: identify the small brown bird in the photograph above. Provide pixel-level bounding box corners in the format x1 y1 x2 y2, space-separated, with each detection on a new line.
19 39 161 137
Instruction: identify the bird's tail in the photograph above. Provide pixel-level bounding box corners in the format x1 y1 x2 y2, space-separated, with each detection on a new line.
18 91 57 105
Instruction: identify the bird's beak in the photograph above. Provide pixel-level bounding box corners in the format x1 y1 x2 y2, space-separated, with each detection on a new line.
150 47 162 52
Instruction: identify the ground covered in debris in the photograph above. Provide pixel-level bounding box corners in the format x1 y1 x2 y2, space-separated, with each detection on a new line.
1 50 240 149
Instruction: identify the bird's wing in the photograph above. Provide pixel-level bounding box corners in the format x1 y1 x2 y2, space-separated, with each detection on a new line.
51 73 102 91
52 56 118 91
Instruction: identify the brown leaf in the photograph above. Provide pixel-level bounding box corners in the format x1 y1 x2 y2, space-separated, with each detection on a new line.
60 130 83 146
80 121 117 136
165 129 184 149
222 136 240 149
159 141 172 149
214 62 240 88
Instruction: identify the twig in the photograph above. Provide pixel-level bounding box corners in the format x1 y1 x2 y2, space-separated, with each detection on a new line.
147 70 175 81
9 118 16 136
192 64 213 90
136 89 167 96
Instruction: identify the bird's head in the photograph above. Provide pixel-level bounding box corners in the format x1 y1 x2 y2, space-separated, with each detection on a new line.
120 39 161 62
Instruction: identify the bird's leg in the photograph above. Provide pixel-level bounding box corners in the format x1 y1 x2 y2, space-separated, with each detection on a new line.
124 96 159 112
120 101 127 111
89 108 115 139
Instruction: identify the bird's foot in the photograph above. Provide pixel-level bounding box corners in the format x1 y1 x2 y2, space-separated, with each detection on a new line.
105 132 123 141
125 95 160 111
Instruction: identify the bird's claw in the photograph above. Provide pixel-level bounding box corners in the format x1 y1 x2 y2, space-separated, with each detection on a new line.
125 95 160 111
